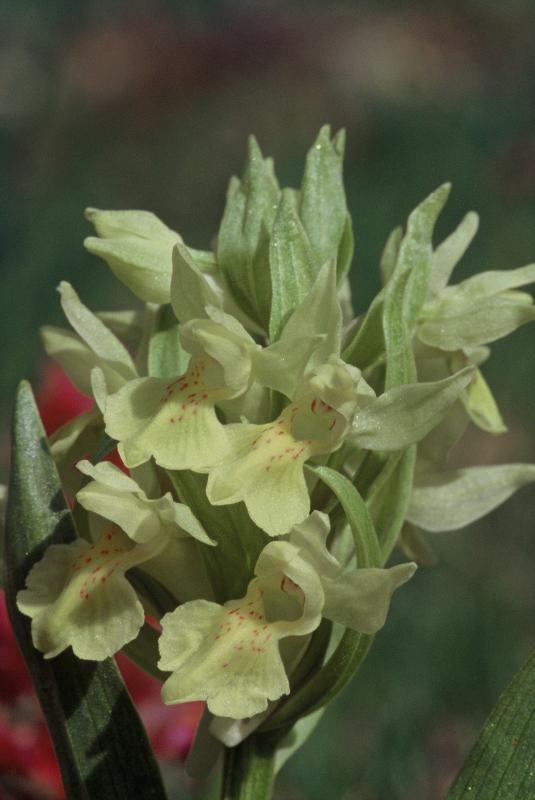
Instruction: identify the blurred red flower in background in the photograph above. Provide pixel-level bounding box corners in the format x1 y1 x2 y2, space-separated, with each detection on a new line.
0 361 203 799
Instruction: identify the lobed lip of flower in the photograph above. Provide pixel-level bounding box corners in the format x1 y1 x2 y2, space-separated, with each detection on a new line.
205 360 367 537
157 512 416 720
15 462 213 661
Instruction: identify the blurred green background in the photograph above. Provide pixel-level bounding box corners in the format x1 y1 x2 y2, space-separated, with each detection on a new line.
2 1 535 798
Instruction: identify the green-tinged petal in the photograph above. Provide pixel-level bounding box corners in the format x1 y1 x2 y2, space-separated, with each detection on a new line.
206 421 312 537
407 463 535 532
84 208 183 303
461 366 506 434
180 306 257 393
288 510 413 631
77 478 160 542
351 367 473 451
76 459 213 545
429 211 479 294
269 189 317 342
446 262 535 301
295 357 374 427
159 580 294 718
76 459 136 491
170 244 223 323
321 563 416 633
419 293 535 350
252 335 323 399
90 366 108 413
97 308 146 347
104 360 231 470
148 303 191 378
280 259 342 364
17 528 161 660
258 510 416 634
49 407 103 497
40 326 127 397
299 125 348 278
58 282 137 380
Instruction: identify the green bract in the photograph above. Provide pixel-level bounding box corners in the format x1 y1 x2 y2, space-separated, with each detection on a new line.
12 126 535 793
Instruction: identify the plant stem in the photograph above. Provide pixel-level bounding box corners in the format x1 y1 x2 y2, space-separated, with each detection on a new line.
220 733 280 800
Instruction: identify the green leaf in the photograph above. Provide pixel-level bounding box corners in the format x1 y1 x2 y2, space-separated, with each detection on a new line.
269 189 317 341
383 266 416 388
306 464 381 568
407 463 535 532
336 213 355 279
261 630 372 732
379 226 403 286
446 649 535 799
299 125 348 279
383 184 451 389
342 288 385 370
217 137 280 325
167 470 268 602
366 447 417 562
3 381 167 800
147 303 190 378
401 184 451 328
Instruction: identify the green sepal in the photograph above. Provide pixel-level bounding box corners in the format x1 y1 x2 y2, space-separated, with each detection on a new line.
420 263 535 350
147 303 190 378
3 381 166 799
351 368 474 451
269 189 317 342
407 463 535 533
446 649 535 799
429 210 479 295
419 293 535 350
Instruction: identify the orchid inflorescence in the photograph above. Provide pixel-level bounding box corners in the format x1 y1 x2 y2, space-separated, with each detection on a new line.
16 126 535 768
